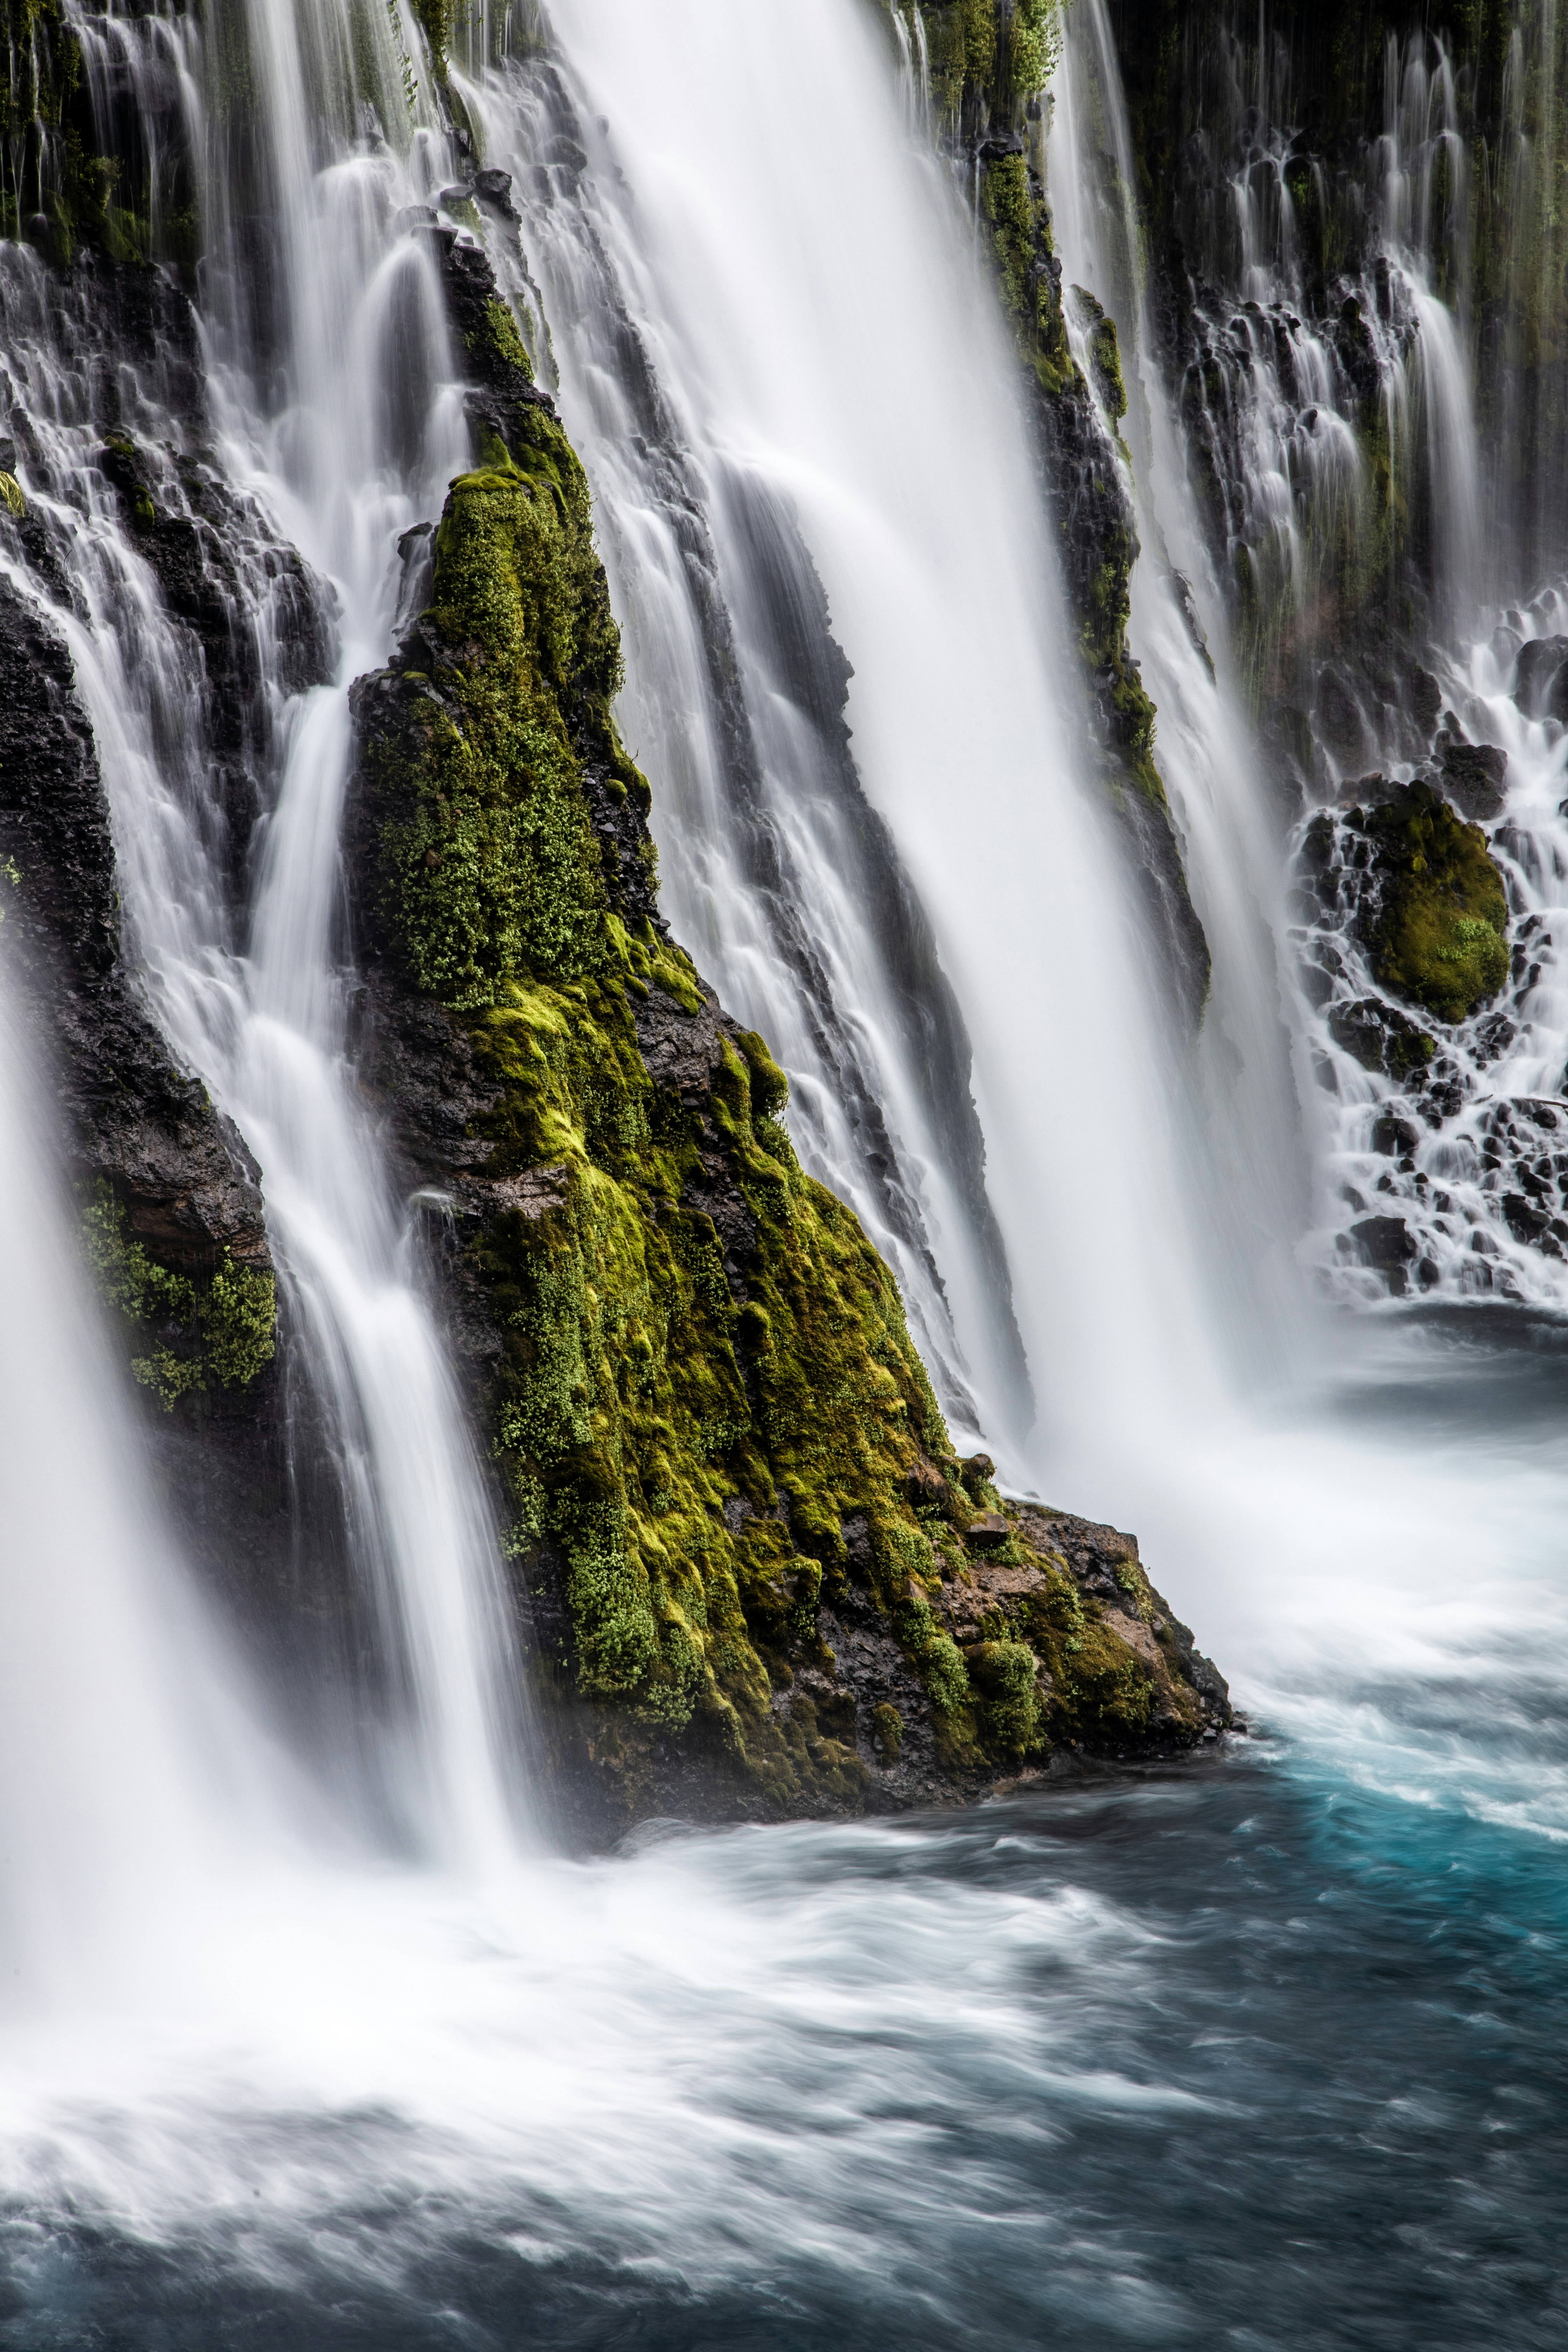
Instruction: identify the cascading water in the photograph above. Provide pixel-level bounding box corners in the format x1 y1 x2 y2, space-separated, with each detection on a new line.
454 16 1040 1440
1116 0 1568 1314
4 0 522 1861
455 0 1230 1487
0 969 272 2009
1047 0 1310 1373
1 0 1568 2343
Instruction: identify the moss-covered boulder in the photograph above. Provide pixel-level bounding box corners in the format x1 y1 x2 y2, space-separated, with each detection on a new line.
1358 783 1510 1024
345 232 1230 1833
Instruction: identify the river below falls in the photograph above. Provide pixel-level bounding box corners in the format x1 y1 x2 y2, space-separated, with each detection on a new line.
1 1311 1564 2351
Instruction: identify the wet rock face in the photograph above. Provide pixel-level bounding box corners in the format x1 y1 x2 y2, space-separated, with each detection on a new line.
1326 995 1435 1083
0 569 311 1647
0 576 265 1272
1514 636 1568 722
1349 1213 1418 1292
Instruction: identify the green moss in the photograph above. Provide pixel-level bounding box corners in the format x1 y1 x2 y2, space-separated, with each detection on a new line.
480 296 533 382
965 1637 1043 1757
369 418 621 1010
81 1183 276 1411
872 1700 904 1760
408 0 451 81
359 342 960 1795
899 1595 971 1713
1081 293 1128 424
982 153 1036 318
202 1257 282 1387
0 473 24 519
1007 0 1060 95
1362 784 1510 1022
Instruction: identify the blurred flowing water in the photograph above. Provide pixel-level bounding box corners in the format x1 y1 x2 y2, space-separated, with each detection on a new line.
0 0 1565 2343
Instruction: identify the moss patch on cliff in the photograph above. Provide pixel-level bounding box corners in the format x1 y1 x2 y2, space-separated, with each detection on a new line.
82 1181 276 1410
1359 783 1510 1022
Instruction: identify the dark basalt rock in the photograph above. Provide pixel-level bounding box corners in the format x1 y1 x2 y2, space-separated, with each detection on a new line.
1371 1113 1420 1157
1349 1213 1417 1292
472 167 520 220
1435 731 1508 823
1328 996 1435 1080
1514 636 1568 722
1501 1192 1562 1253
1350 1213 1416 1265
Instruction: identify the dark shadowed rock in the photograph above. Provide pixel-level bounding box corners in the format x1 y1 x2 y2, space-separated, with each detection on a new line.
1350 1214 1416 1291
1514 636 1568 722
1436 732 1508 822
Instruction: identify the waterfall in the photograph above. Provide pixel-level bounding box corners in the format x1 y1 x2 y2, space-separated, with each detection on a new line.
1048 0 1310 1378
4 3 1568 2335
0 970 261 2008
456 18 1031 1443
5 0 524 1863
455 0 1230 1493
1052 0 1568 1324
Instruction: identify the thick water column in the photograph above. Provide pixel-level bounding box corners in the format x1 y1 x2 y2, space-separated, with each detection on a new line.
50 0 524 1864
0 977 249 2006
1048 0 1310 1376
489 0 1227 1498
457 30 1032 1445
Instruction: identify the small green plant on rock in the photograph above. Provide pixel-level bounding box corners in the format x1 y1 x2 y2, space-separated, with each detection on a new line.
81 1183 275 1410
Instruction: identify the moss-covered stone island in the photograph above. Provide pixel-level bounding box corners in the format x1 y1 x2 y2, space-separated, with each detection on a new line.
348 233 1230 1834
1361 785 1511 1025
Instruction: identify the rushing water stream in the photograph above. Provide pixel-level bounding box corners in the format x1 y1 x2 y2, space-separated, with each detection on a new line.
1 0 1567 2342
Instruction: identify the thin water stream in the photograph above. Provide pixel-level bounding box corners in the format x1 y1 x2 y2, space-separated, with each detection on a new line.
0 0 1566 2343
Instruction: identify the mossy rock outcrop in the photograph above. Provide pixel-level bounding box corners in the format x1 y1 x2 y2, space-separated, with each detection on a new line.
1357 783 1510 1024
346 232 1231 1834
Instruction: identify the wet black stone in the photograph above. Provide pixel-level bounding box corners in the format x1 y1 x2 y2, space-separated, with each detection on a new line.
1329 997 1433 1080
1435 732 1508 822
1350 1213 1416 1268
1514 635 1568 721
1502 1193 1553 1246
472 168 520 220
